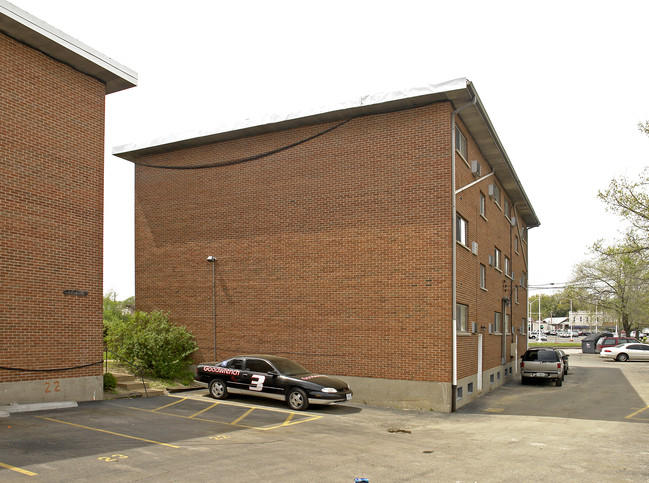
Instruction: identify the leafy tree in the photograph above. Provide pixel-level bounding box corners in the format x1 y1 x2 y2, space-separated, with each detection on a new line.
570 243 649 336
598 122 649 251
103 290 134 341
105 310 198 381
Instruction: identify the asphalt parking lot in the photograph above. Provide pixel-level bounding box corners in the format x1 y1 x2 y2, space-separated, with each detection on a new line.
2 351 649 482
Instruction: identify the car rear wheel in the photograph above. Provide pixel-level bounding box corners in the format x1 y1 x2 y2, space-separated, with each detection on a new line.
287 387 309 410
617 353 629 362
209 378 228 399
521 376 529 385
556 378 563 387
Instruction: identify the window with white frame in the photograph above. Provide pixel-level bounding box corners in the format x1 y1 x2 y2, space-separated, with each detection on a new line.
480 192 486 218
505 313 511 334
480 264 487 290
514 235 519 254
504 199 510 220
456 303 468 332
494 247 501 271
455 126 467 160
456 214 468 246
504 256 511 278
494 312 502 333
514 285 519 304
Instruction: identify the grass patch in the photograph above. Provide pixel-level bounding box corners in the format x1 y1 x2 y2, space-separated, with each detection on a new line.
530 342 581 348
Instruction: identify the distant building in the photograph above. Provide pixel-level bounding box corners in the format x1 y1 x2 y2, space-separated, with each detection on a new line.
0 1 136 405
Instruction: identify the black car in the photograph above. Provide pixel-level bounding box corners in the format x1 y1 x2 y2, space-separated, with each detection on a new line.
195 354 353 410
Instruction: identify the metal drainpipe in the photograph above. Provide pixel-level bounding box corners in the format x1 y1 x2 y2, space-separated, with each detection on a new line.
451 97 476 412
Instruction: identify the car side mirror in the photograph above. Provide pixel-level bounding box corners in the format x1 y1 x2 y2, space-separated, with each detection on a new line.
268 370 279 377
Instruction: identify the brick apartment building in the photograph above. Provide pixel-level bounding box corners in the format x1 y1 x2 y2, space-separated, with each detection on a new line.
0 1 136 405
114 78 539 411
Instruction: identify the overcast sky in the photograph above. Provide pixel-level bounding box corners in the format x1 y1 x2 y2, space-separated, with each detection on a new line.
12 0 649 299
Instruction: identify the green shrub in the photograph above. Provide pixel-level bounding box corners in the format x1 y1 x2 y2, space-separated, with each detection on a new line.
106 310 198 380
104 372 117 391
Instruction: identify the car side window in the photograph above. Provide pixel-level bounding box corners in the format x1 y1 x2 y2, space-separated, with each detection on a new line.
628 345 643 350
227 359 244 370
245 359 273 373
603 339 616 346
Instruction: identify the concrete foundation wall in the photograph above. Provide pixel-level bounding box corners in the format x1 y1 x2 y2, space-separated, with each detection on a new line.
338 375 453 412
0 376 103 405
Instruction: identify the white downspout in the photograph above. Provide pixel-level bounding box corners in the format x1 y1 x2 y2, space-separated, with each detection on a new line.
451 97 476 412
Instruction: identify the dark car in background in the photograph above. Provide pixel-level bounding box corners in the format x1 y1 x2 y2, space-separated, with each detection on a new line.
195 354 352 410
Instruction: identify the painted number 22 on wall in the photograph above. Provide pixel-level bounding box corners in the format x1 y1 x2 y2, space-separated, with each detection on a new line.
44 381 61 393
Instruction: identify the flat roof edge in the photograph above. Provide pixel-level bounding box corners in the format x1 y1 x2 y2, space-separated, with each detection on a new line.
0 0 137 93
113 78 469 158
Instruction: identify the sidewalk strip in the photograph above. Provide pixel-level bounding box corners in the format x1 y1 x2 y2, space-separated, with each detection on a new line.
36 417 180 448
0 461 37 476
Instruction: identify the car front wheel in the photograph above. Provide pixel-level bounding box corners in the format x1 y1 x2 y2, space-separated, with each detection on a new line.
209 378 228 399
617 353 629 362
287 387 309 410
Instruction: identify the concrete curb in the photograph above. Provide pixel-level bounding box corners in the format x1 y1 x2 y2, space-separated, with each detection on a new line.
0 401 77 417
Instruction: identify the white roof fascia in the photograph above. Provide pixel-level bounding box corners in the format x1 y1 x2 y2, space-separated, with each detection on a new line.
0 0 137 94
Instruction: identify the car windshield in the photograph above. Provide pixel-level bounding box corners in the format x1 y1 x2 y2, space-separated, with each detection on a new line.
273 358 310 376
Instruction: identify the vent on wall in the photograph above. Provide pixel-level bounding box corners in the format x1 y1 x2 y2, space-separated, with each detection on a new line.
471 160 481 178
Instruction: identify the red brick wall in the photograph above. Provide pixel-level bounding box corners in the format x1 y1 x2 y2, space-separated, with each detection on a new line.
454 118 529 379
135 103 455 382
133 101 529 385
0 33 105 383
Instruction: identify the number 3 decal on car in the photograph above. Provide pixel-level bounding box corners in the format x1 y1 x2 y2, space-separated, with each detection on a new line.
250 375 266 391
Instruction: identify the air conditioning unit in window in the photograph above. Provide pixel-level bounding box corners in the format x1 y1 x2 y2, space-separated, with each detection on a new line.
471 160 481 178
471 241 478 255
471 322 478 334
488 254 494 266
488 184 497 200
510 217 517 227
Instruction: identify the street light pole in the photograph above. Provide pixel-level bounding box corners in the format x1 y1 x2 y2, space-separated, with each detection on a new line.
207 256 217 361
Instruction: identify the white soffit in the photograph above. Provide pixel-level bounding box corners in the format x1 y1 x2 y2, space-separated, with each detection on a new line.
0 0 137 94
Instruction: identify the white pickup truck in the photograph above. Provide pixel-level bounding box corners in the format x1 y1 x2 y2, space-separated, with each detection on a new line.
520 348 564 386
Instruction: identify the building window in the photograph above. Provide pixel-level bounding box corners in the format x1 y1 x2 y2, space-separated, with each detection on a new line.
504 256 511 277
522 319 527 334
505 314 511 334
494 247 501 271
457 386 463 399
455 126 467 160
521 271 527 288
504 199 510 220
514 235 519 254
494 312 502 333
514 285 519 304
456 214 468 246
456 303 468 332
468 382 474 394
480 192 486 218
480 264 487 290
